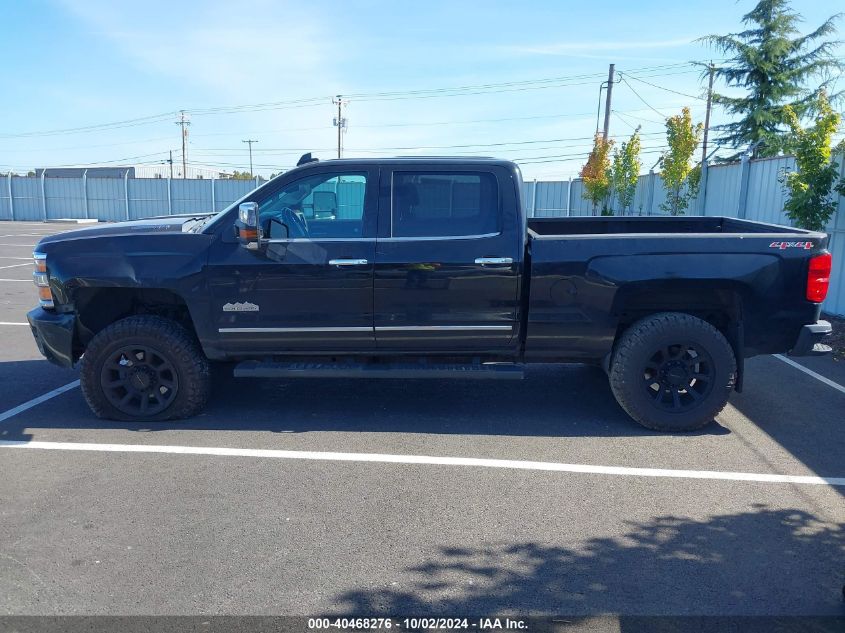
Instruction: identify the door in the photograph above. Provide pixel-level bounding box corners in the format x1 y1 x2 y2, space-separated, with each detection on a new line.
374 166 522 352
208 168 378 354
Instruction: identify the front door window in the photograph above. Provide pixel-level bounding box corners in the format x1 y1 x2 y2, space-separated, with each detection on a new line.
258 172 368 240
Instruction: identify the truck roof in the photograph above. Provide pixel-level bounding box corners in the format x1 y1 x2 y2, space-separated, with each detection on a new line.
288 155 519 171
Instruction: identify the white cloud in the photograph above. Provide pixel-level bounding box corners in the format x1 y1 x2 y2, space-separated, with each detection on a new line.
55 0 340 96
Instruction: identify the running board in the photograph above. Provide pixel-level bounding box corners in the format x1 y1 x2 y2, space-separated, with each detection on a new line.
233 361 525 380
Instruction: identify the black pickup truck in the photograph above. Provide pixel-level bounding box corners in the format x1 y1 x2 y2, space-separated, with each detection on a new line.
27 155 833 431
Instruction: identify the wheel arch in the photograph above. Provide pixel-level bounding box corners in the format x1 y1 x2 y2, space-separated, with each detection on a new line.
73 287 200 353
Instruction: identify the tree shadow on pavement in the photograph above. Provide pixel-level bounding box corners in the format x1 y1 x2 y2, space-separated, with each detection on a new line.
333 506 845 621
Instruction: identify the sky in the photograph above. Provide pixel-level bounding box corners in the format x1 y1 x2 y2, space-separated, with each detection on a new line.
1 0 843 179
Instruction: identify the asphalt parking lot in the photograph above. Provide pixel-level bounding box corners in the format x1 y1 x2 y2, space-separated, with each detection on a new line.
0 221 843 622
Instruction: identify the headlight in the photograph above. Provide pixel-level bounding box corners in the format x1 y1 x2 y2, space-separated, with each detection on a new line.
32 252 54 308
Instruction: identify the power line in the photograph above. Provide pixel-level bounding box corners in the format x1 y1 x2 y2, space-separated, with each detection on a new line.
189 140 672 159
0 106 686 155
189 132 668 153
613 111 639 132
622 72 706 101
174 64 704 116
619 78 671 120
613 109 665 126
0 112 177 139
519 148 667 165
0 62 711 138
33 151 173 168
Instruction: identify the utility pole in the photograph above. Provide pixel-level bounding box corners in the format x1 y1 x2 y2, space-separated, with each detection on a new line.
595 81 608 136
242 139 258 176
175 110 190 179
332 95 347 159
701 62 716 165
168 150 173 179
602 64 615 142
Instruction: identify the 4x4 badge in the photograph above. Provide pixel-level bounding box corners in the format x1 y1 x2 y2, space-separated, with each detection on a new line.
769 241 813 250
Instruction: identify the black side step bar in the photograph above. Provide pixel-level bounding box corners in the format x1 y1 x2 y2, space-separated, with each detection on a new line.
234 361 525 380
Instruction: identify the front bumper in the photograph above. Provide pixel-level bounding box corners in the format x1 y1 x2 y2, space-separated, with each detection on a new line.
788 320 833 357
26 307 76 368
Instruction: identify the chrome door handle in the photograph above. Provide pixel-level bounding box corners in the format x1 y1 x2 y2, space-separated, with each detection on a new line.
329 258 369 266
475 257 513 266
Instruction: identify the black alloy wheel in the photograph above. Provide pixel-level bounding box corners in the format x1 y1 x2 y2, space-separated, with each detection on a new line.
642 342 714 412
100 345 179 417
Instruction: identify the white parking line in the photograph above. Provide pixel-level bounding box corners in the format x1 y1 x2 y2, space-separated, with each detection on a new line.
1 439 843 487
0 243 37 247
0 263 31 270
0 257 31 260
0 322 29 325
0 381 80 423
0 278 31 282
775 354 845 396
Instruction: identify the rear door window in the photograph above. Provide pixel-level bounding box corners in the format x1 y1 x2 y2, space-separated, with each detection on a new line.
391 171 499 238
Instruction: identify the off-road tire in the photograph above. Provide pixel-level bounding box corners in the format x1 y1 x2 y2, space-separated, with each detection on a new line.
609 312 736 432
80 315 210 421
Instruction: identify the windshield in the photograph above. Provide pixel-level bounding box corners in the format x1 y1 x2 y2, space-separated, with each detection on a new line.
195 175 282 233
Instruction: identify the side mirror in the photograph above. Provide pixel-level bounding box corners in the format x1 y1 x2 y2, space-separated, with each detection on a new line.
235 202 259 249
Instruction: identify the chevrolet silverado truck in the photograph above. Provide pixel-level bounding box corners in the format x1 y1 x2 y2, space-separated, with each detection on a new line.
27 155 834 431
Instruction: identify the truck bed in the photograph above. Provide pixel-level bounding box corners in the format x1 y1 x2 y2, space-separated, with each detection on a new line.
528 216 816 236
524 215 828 362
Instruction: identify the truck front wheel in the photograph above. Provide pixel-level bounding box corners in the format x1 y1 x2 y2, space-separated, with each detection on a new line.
80 315 210 421
609 312 736 432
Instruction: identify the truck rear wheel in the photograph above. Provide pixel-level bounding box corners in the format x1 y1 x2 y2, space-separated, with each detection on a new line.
609 312 736 432
80 315 210 421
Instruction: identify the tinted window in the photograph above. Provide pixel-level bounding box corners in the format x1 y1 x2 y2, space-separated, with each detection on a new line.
391 172 499 238
258 172 367 239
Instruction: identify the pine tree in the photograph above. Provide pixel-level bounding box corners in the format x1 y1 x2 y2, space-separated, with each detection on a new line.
700 0 843 160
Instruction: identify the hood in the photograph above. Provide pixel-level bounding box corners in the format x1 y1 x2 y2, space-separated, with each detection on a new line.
35 214 212 247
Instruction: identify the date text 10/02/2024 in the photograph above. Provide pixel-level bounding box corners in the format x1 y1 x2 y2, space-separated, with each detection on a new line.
307 618 529 630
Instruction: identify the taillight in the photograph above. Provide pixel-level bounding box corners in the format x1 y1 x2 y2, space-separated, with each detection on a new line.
806 253 832 302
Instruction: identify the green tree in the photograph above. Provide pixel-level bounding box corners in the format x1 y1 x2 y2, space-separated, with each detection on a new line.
229 170 253 180
660 108 703 216
780 91 845 231
580 134 614 215
700 0 843 159
609 128 642 216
